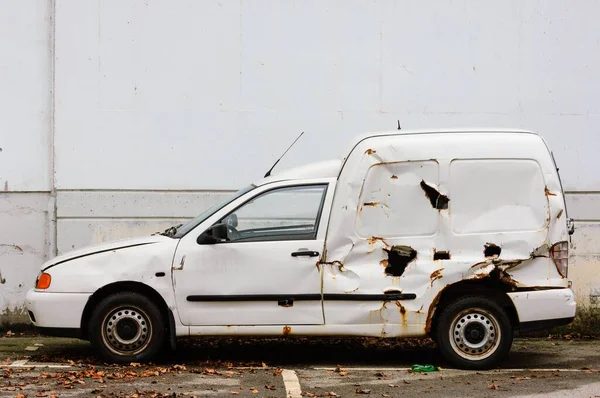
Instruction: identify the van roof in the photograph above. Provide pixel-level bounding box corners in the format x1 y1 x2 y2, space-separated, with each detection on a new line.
261 128 540 184
351 127 537 142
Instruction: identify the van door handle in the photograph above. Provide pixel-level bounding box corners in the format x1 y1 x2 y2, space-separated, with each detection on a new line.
291 250 320 257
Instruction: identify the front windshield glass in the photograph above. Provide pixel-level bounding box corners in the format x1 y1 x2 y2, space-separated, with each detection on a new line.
172 184 256 238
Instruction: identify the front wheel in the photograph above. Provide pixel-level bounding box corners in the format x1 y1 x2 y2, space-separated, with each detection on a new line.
436 296 513 370
89 292 164 363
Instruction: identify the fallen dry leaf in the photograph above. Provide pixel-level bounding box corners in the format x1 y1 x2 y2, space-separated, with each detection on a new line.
375 371 387 378
489 383 499 390
250 388 259 394
326 392 338 397
231 392 239 395
273 368 283 376
356 388 372 394
265 384 276 390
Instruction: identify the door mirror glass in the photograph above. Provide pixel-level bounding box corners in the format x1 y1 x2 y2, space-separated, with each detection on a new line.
223 213 238 228
197 223 229 245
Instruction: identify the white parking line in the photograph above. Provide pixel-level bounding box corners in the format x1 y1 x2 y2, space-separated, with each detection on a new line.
0 360 72 369
282 369 302 398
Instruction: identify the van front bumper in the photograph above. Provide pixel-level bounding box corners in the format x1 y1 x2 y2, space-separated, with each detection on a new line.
25 289 90 337
507 288 576 332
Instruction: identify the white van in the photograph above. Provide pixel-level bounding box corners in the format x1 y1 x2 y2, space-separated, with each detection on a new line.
26 129 576 369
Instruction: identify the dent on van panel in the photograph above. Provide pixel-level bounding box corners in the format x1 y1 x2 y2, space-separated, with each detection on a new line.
383 245 417 277
484 243 502 258
419 180 449 210
355 160 439 238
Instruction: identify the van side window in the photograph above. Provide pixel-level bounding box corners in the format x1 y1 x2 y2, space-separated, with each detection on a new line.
355 160 440 238
449 159 547 234
219 184 327 242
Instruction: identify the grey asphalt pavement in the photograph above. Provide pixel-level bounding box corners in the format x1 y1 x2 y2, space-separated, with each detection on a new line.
1 336 600 397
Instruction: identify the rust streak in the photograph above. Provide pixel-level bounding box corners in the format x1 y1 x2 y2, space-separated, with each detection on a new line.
557 209 564 219
379 259 389 267
363 202 379 207
364 149 377 155
391 175 398 180
430 268 444 287
545 187 557 196
282 325 292 336
395 300 407 315
425 290 443 334
367 236 389 246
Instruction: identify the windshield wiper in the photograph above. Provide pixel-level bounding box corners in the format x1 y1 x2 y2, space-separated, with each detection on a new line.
159 224 183 237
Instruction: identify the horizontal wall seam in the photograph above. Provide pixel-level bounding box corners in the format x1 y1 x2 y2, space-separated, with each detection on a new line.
0 191 52 194
56 189 237 193
57 216 189 220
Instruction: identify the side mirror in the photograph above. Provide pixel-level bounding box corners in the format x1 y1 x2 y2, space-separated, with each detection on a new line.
196 223 228 245
223 213 238 228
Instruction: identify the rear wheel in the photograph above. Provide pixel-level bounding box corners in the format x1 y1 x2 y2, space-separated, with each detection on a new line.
89 292 164 363
436 296 512 369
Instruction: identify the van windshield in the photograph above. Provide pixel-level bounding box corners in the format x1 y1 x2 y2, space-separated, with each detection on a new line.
172 185 256 238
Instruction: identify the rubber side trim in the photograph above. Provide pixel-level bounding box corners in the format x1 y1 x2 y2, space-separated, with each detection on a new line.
187 293 417 302
519 316 575 333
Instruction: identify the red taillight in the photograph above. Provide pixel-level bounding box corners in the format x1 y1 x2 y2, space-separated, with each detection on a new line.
551 241 568 278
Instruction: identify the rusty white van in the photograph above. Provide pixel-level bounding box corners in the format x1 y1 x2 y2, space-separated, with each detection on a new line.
26 129 576 369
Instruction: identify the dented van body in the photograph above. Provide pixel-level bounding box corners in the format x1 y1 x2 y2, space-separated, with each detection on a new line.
26 129 576 369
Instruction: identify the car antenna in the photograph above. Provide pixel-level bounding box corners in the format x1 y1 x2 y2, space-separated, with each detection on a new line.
264 131 305 178
397 120 401 130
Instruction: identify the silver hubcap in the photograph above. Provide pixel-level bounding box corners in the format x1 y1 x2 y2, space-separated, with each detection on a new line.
449 308 501 361
101 306 152 356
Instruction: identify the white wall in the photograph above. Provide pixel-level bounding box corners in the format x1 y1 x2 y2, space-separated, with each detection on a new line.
2 0 600 323
0 0 53 323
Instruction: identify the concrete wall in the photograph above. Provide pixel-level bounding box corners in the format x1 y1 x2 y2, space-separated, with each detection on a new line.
2 0 600 324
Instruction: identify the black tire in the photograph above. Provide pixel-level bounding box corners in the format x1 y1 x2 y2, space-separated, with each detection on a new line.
436 296 513 370
89 292 164 363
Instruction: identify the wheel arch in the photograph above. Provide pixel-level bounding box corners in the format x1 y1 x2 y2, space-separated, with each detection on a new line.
426 280 520 338
81 281 176 348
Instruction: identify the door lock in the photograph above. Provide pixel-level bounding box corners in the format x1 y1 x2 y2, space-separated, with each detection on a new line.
278 298 294 307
